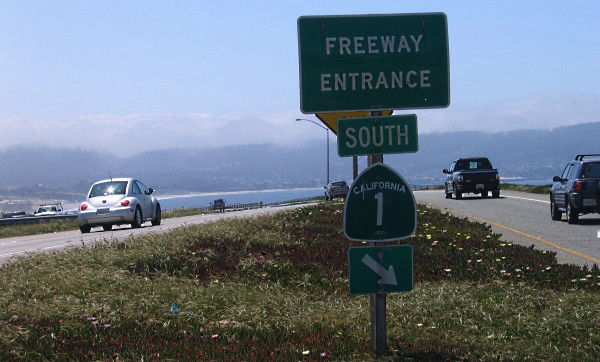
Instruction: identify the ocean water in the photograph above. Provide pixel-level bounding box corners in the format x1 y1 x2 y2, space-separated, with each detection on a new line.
158 188 323 211
157 179 552 211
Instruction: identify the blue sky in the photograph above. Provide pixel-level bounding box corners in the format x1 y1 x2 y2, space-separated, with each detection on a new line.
1 1 599 151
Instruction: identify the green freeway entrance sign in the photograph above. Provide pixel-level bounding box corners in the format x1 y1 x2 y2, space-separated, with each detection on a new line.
297 13 449 113
337 115 418 157
348 245 413 295
344 163 416 241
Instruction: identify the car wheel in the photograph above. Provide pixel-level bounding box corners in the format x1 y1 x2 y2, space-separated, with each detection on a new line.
131 207 143 228
566 199 579 224
455 191 462 200
102 224 112 231
79 225 91 234
492 190 500 198
550 195 562 221
481 191 489 198
151 204 162 226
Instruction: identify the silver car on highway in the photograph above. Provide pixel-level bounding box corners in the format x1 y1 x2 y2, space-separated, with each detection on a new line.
77 178 161 233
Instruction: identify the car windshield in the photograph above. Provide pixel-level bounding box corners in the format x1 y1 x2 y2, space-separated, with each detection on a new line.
89 181 128 198
582 162 600 178
455 159 493 171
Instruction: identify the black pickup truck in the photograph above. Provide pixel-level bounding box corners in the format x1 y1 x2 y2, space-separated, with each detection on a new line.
443 157 500 199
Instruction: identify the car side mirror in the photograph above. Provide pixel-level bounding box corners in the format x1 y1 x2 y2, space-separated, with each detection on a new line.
552 176 562 182
147 188 154 194
442 169 448 174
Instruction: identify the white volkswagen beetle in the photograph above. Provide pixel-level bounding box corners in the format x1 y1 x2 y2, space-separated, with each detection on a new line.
77 178 161 233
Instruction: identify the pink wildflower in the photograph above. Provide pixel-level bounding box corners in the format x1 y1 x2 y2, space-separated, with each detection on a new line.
321 352 327 358
103 324 111 328
211 334 219 340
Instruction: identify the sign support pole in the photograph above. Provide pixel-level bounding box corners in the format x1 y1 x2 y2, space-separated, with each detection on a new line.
367 110 387 355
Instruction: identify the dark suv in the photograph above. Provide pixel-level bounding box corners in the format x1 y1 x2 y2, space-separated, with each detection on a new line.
324 181 349 201
443 157 500 199
550 154 600 224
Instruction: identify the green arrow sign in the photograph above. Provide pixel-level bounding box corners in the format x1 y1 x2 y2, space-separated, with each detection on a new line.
348 245 413 295
344 163 417 241
297 13 450 113
337 115 418 157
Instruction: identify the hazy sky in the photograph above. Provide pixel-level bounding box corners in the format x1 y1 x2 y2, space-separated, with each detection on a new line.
1 1 599 152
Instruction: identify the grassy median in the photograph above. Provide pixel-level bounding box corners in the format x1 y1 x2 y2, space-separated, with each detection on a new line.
501 183 552 195
0 201 599 360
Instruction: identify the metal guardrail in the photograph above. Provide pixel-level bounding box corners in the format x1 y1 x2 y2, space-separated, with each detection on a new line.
411 184 444 190
0 214 78 227
215 202 263 212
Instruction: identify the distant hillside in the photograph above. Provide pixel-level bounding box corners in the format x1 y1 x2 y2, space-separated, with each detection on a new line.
0 121 598 197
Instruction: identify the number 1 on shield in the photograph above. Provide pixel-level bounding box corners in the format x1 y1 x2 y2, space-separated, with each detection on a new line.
374 192 383 226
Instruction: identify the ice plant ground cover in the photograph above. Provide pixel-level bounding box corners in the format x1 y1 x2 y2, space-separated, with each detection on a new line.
0 201 599 360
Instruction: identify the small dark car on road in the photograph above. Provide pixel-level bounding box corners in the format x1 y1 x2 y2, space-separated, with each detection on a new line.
212 199 226 212
443 157 500 199
550 154 600 224
324 181 349 201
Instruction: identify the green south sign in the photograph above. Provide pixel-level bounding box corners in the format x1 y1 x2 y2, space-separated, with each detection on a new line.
297 13 450 113
344 163 417 242
337 115 418 157
348 245 413 295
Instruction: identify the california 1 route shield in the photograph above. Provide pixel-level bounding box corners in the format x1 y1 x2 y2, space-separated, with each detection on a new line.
344 163 417 242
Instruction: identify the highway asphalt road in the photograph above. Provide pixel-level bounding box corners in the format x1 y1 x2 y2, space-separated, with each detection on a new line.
0 203 311 265
414 189 600 268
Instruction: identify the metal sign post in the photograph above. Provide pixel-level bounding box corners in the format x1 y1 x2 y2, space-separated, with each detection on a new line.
343 113 417 355
297 11 448 357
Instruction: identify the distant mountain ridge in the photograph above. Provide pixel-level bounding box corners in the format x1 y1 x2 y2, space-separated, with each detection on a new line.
1 121 598 198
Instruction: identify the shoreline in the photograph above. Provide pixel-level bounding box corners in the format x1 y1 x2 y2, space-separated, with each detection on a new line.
157 187 323 200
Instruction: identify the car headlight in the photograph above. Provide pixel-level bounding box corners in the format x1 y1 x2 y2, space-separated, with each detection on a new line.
457 175 463 182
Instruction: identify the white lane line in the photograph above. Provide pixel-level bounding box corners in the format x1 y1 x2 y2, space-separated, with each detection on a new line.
503 195 550 204
0 242 73 258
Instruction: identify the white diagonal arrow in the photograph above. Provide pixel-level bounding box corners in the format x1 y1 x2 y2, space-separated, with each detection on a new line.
361 254 397 286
